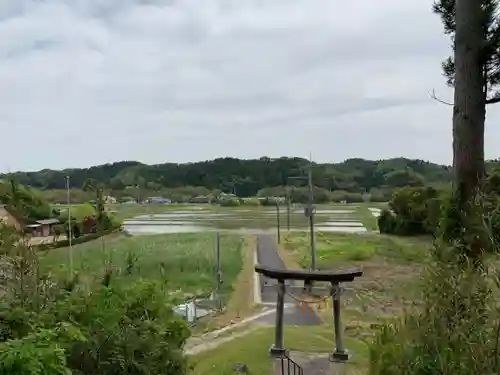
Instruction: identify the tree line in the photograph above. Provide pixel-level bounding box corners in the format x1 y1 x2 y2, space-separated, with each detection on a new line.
2 156 462 197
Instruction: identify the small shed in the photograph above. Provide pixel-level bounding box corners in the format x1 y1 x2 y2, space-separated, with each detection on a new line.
34 218 60 237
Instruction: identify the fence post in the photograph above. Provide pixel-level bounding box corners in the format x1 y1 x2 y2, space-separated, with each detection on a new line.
194 298 197 323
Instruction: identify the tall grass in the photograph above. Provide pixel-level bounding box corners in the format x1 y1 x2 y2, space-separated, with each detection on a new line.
369 208 500 375
40 233 244 297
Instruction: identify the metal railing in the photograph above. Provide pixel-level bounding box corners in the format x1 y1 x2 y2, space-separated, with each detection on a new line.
280 354 304 375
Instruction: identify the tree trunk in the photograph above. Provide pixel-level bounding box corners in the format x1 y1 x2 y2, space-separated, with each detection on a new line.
452 0 486 257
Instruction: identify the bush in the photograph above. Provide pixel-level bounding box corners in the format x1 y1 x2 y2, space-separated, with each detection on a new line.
46 281 189 375
385 173 500 237
81 215 99 234
64 220 81 239
0 274 190 375
0 324 83 375
381 187 442 236
219 198 240 207
377 209 396 234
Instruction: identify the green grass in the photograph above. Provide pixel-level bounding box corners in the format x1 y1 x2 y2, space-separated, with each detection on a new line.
40 232 244 297
190 326 369 375
55 203 97 220
283 232 431 269
355 206 380 231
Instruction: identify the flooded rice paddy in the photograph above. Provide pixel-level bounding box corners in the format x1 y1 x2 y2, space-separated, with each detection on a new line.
123 205 382 235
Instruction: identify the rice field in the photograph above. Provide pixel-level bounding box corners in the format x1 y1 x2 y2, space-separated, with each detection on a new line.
121 203 386 235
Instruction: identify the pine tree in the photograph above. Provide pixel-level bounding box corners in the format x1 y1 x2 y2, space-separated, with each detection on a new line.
433 0 500 255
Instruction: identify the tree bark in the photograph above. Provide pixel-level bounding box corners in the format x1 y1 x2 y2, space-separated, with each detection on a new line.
452 0 486 257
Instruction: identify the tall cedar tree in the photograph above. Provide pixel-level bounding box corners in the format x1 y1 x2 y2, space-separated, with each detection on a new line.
434 0 500 255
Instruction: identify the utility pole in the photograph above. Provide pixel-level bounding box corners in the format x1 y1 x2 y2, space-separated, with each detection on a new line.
286 186 291 231
276 200 281 244
287 154 317 272
65 176 73 276
215 232 222 312
307 156 316 271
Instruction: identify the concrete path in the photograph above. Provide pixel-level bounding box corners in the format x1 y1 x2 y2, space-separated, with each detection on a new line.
255 234 321 326
186 326 261 356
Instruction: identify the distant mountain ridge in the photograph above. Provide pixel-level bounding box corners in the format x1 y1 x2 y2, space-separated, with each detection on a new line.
0 157 458 196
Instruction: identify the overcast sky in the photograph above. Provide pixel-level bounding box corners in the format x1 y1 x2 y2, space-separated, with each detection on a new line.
1 0 500 172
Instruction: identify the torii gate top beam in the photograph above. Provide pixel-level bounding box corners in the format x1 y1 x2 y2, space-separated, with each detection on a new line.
254 264 362 282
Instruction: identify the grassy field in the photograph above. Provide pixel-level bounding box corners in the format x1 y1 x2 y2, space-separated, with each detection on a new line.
40 232 245 298
55 203 96 219
283 231 429 268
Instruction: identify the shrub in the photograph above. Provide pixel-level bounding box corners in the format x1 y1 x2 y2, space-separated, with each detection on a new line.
64 220 81 239
81 215 98 234
0 324 84 375
45 281 190 375
377 209 396 234
0 279 190 375
381 187 442 236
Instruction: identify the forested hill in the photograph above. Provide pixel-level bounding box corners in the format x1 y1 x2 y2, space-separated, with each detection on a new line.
3 157 454 196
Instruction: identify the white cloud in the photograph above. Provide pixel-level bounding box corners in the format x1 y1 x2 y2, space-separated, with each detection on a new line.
0 0 493 172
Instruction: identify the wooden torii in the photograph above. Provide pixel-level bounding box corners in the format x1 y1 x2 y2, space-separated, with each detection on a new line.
255 265 363 362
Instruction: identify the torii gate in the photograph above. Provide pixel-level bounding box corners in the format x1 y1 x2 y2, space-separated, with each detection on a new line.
255 265 362 362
